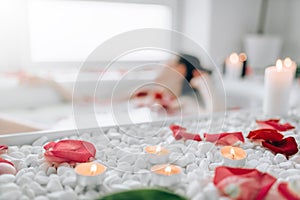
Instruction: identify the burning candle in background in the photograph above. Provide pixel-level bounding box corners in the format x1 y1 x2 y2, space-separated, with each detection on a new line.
283 57 297 79
263 59 293 116
239 53 248 78
225 52 243 79
221 146 247 167
75 162 106 186
151 164 182 187
145 146 169 164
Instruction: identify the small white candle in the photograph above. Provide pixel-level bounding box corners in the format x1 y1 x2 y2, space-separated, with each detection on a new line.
225 53 243 79
151 164 182 187
263 59 293 116
221 146 247 167
75 162 106 186
283 57 297 79
145 146 169 164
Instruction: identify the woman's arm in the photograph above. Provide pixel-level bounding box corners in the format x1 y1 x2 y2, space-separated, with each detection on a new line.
0 118 41 135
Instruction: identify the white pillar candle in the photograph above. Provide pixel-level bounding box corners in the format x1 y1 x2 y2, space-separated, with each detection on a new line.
263 60 293 116
283 57 297 78
225 53 243 79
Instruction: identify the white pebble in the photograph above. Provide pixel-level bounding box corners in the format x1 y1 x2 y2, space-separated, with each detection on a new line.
256 163 270 172
203 183 219 200
25 155 39 167
30 182 47 196
62 176 76 188
0 183 19 193
46 167 56 176
47 179 63 192
186 163 198 173
0 174 15 183
187 181 201 198
32 136 48 146
274 154 287 164
279 161 293 169
199 159 209 171
0 190 22 200
118 154 136 165
34 196 49 200
198 143 214 155
22 185 35 199
47 191 77 200
35 176 49 185
247 159 259 168
57 166 72 176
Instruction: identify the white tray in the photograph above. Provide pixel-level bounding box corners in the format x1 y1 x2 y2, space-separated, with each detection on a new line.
0 112 225 146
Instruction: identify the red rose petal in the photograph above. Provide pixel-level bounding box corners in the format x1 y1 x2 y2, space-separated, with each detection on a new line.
278 182 300 200
204 132 244 146
44 151 71 163
256 119 295 131
247 129 284 142
44 140 96 163
214 166 276 200
0 145 8 151
44 142 56 150
169 124 201 141
262 137 298 157
170 124 185 140
0 158 14 166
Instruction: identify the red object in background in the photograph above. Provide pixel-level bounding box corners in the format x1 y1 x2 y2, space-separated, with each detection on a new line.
256 119 295 132
154 92 163 100
0 158 14 166
262 137 298 157
169 124 201 141
278 182 300 200
214 166 276 200
135 91 148 98
204 132 244 146
44 140 96 163
247 129 284 142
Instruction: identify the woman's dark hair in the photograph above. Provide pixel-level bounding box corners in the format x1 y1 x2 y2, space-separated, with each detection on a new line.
178 54 212 83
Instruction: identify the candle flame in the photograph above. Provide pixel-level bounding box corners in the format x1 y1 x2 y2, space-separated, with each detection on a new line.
155 146 161 153
229 53 239 64
276 59 283 71
239 53 247 62
165 166 172 176
284 57 292 68
90 163 97 175
230 147 235 159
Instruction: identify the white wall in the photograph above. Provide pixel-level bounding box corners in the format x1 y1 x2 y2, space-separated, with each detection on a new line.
181 0 211 66
182 0 300 67
0 0 28 71
209 0 262 66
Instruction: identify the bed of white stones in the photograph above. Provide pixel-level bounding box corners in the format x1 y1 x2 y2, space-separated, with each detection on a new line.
0 110 300 200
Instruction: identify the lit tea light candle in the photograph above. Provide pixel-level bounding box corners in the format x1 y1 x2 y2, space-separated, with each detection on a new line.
75 162 106 186
221 146 247 167
263 59 293 116
145 146 169 164
225 52 243 79
283 57 297 78
151 164 182 187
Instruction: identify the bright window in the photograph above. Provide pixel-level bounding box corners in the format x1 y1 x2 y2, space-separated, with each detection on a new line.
28 0 172 62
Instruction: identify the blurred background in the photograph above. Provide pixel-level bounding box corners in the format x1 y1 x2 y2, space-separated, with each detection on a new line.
0 0 299 134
